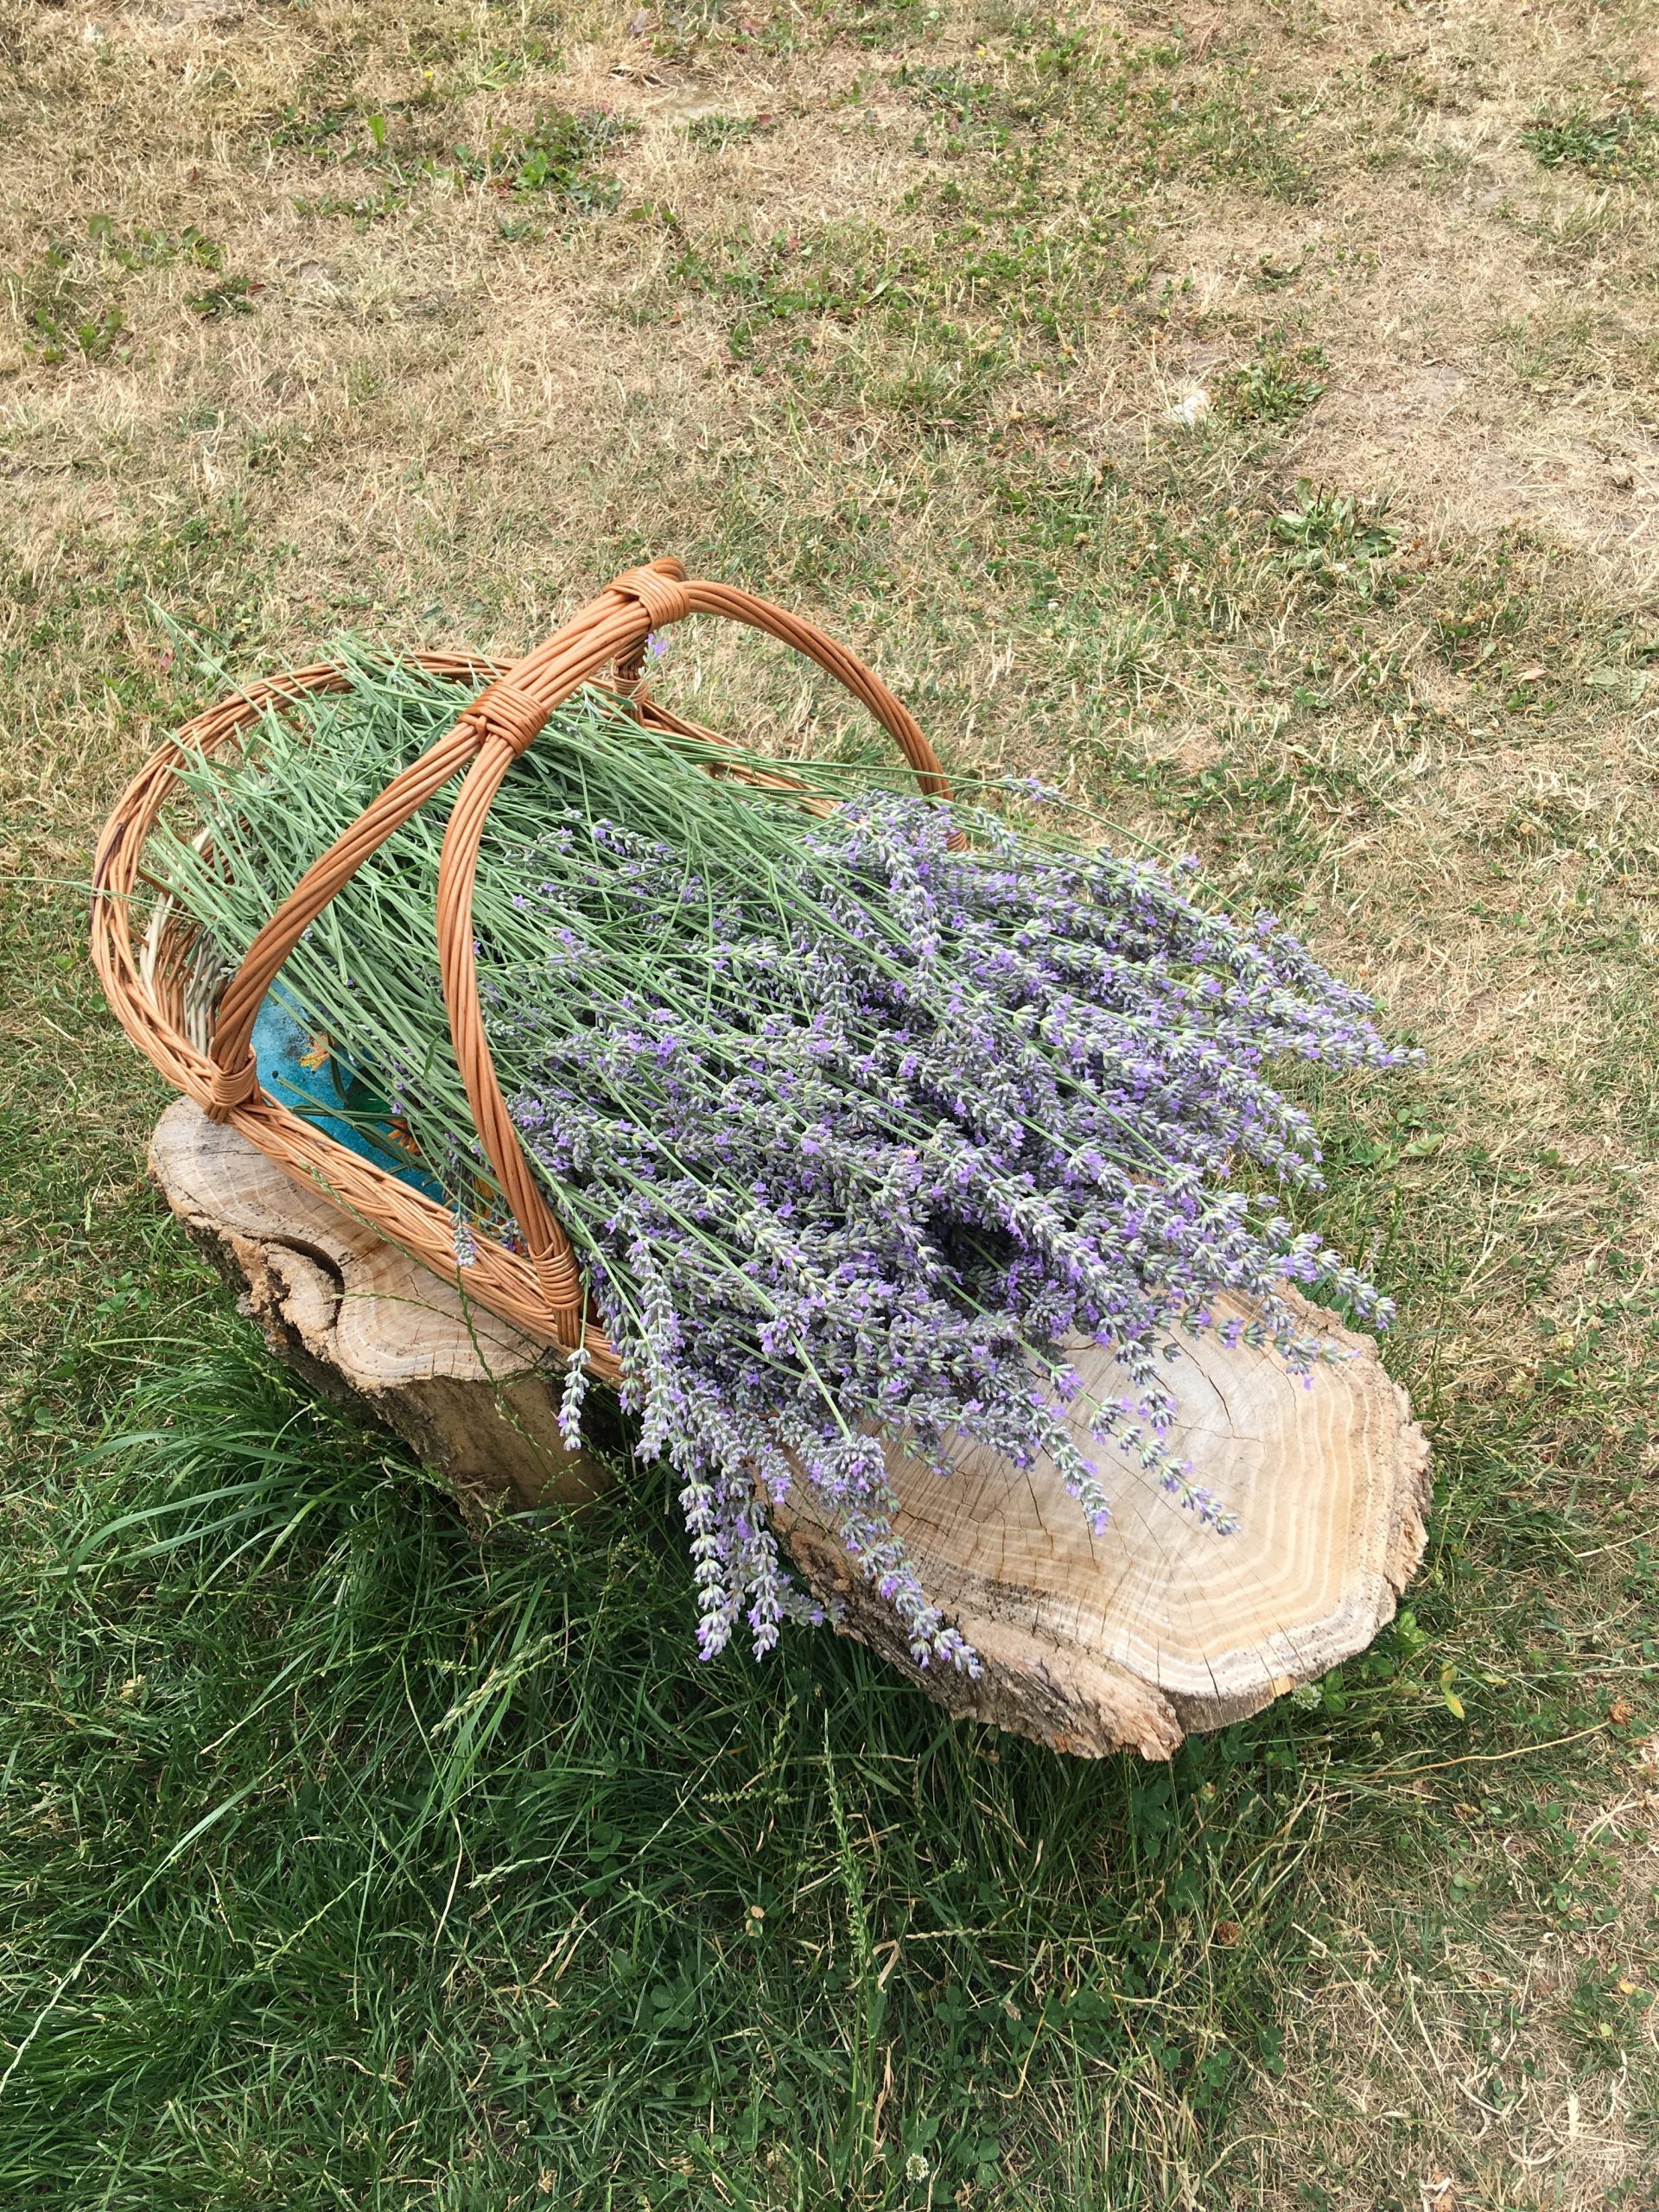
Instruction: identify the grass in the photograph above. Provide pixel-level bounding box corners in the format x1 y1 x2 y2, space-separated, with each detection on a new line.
3 0 1659 2203
0 1321 1370 2202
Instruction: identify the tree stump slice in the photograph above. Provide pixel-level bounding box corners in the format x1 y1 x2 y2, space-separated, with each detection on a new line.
149 1096 607 1521
150 1096 1431 1759
772 1301 1430 1758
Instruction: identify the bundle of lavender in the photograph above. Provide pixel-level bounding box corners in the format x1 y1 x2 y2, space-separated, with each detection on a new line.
155 650 1408 1671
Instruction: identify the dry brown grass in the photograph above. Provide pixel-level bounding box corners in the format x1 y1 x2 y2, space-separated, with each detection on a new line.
1246 1778 1659 2208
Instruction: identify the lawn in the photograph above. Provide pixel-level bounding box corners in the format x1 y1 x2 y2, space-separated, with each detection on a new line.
3 0 1659 2204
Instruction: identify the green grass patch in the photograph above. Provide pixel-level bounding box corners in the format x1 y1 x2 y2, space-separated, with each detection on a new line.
276 97 639 222
0 1319 1294 2202
1522 99 1659 183
1219 334 1329 425
1 1281 1649 2207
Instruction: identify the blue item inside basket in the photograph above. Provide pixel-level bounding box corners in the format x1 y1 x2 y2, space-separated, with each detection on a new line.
252 990 443 1203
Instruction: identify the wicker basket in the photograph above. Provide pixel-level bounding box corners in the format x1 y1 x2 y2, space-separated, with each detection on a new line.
92 560 954 1381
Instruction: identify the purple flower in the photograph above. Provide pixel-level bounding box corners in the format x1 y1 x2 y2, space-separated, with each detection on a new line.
473 790 1408 1665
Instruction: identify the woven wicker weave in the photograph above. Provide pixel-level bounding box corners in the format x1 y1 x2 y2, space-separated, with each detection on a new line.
92 561 953 1379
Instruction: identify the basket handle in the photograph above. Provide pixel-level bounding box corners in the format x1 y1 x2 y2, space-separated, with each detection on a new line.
433 559 957 1336
200 562 950 1344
